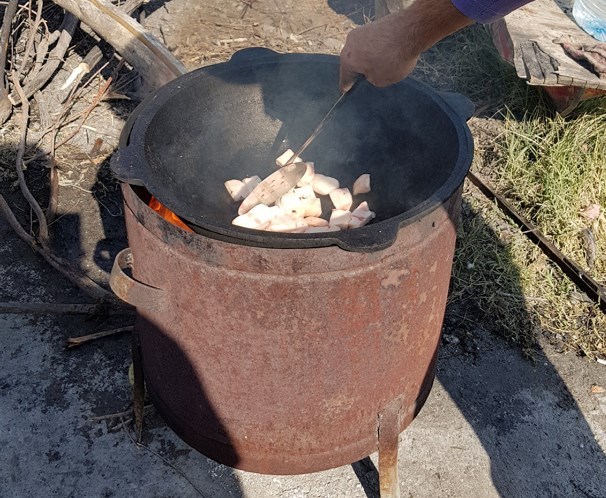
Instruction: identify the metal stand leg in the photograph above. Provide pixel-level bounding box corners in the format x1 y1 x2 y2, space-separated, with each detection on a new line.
378 397 402 498
131 327 145 442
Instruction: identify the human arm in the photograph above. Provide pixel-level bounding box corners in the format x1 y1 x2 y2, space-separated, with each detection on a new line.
339 0 534 92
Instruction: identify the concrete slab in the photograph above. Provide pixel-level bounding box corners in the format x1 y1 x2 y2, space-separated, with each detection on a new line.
2 216 605 497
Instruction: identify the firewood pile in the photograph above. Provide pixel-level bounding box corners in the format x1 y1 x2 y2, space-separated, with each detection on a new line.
0 0 184 305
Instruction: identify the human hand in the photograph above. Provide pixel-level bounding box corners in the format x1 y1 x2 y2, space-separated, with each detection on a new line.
339 0 474 93
339 13 421 92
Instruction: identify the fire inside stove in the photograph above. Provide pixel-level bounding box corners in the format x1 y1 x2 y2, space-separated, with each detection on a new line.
148 196 193 233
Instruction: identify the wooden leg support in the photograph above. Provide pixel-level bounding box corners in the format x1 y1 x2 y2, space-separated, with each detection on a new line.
131 327 145 442
378 397 403 498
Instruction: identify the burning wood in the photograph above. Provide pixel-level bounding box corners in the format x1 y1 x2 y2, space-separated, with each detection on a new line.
225 152 375 233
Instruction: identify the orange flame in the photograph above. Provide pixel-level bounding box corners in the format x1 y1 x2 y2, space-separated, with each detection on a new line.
148 196 193 233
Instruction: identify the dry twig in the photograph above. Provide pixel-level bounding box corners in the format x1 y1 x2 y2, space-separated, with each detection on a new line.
0 0 19 123
15 0 44 81
9 12 78 105
0 301 131 315
66 325 133 348
10 72 50 245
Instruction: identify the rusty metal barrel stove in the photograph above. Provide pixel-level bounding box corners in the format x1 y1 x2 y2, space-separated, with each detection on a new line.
110 48 474 485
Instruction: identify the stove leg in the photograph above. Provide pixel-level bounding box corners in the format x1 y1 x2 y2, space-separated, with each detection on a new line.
378 397 402 498
131 328 145 442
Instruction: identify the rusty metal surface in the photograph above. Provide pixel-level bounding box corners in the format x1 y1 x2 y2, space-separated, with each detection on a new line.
378 397 403 498
121 183 461 475
109 248 166 312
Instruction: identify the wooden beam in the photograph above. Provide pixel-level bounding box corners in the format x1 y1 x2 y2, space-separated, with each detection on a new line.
52 0 187 90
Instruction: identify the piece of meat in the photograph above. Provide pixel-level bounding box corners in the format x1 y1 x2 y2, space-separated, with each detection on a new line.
329 209 352 229
312 174 340 196
349 201 376 228
329 188 353 211
296 162 315 187
353 174 371 195
232 204 279 229
267 213 308 232
304 216 329 227
276 149 302 167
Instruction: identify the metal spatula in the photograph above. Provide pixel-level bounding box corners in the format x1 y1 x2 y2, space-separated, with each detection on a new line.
238 162 307 215
239 80 361 215
283 78 362 167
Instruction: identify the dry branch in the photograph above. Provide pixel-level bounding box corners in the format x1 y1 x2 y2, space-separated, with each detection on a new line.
0 0 19 122
66 325 133 347
0 301 132 314
11 72 49 245
52 0 186 90
9 12 78 106
15 0 44 81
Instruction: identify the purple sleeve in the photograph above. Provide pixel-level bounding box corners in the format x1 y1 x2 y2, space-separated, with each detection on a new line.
450 0 533 23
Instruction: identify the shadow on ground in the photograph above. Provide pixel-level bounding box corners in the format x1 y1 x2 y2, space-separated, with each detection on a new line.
1 3 605 497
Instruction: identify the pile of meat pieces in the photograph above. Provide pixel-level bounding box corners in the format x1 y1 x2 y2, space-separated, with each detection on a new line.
224 149 375 233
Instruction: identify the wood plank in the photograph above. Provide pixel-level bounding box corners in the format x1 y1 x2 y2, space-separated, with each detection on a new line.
494 0 606 90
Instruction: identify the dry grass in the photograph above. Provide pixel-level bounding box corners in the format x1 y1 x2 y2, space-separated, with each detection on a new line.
488 98 606 358
426 26 606 359
496 99 606 281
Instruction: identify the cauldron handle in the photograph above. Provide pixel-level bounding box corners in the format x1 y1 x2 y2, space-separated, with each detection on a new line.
110 248 166 312
436 91 475 122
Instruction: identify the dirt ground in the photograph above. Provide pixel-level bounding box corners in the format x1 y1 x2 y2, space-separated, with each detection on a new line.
1 1 606 497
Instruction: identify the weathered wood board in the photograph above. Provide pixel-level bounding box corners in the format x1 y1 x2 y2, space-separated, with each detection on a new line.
490 0 606 91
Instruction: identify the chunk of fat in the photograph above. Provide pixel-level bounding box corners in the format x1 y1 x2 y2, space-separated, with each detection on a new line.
242 175 261 193
329 188 353 211
352 201 374 218
304 225 341 233
293 185 316 200
329 209 352 229
304 216 329 227
312 174 339 196
303 197 322 217
276 149 302 167
349 201 376 228
296 162 315 187
276 187 320 217
224 179 247 202
225 175 260 203
266 213 307 232
232 204 279 229
353 174 371 195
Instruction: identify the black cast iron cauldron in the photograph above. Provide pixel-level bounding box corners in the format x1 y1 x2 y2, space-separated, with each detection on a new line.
111 47 473 252
109 48 474 487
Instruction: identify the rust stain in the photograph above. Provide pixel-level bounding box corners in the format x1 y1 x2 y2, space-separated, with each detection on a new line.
380 268 410 289
323 393 354 413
